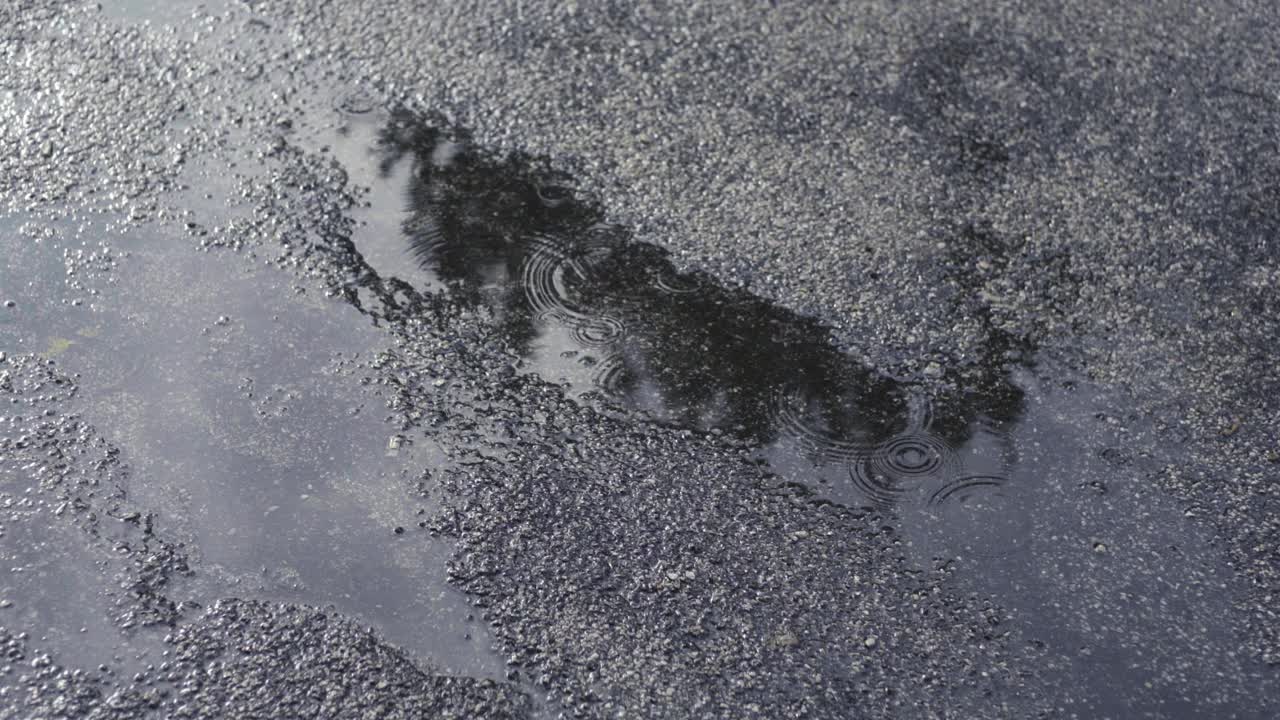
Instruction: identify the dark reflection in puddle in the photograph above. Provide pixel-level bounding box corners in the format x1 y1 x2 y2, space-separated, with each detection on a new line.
372 112 1026 529
339 109 1273 718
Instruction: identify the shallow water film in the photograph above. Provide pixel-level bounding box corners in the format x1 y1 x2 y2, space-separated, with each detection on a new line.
3 2 1280 719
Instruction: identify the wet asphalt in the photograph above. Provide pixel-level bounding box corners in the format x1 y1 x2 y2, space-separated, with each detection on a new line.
2 1 1279 718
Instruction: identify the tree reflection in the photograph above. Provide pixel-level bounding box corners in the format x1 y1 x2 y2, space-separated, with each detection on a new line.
377 109 1025 508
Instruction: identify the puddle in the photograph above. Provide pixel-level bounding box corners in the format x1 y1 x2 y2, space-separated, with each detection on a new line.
0 486 163 677
313 105 445 298
98 0 232 26
344 110 1025 522
0 216 505 680
323 108 1275 717
942 360 1256 717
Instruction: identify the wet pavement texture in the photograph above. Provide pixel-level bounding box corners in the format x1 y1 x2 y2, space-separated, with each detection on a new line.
2 1 1279 719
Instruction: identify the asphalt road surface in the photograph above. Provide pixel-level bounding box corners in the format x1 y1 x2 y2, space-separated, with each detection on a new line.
2 1 1278 718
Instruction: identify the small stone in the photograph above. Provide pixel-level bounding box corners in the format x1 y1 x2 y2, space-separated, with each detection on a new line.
393 526 405 535
922 362 943 378
864 636 878 648
3 300 14 308
771 632 799 649
386 435 404 456
1093 542 1107 554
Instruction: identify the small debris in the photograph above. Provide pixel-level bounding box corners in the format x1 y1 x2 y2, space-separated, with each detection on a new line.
386 434 404 456
771 632 799 649
864 636 878 648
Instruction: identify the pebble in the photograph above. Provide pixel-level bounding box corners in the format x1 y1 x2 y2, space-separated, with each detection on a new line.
772 632 799 649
